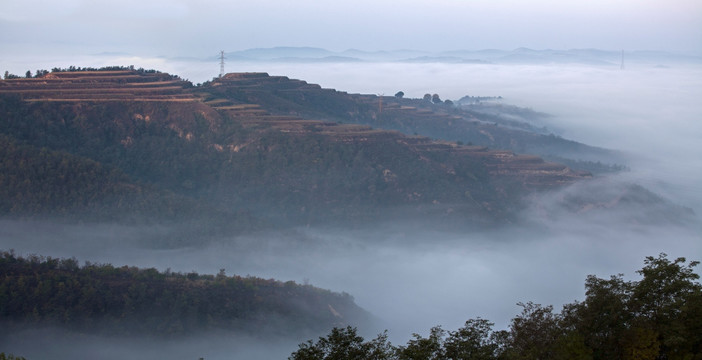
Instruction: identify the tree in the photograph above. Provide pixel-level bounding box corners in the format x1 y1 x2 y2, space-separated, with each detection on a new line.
443 318 499 360
397 326 446 360
0 353 27 360
423 94 432 102
572 274 632 359
503 302 562 360
628 253 701 359
395 91 405 99
630 254 700 322
432 94 442 104
568 253 702 360
289 326 395 360
25 70 32 78
290 255 701 360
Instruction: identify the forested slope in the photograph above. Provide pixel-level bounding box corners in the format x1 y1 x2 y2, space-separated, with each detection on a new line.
0 251 369 337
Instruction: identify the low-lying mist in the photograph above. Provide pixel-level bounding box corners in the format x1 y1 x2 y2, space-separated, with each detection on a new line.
0 327 301 360
1 58 701 357
2 206 700 348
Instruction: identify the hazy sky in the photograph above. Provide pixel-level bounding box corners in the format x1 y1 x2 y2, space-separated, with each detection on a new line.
2 0 701 57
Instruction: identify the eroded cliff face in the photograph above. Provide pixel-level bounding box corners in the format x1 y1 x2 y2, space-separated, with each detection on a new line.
0 69 589 227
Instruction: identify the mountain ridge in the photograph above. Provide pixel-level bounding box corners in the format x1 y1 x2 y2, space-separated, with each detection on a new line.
0 67 627 233
220 47 702 65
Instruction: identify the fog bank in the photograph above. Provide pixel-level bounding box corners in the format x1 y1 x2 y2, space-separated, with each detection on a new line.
0 327 299 360
2 214 700 346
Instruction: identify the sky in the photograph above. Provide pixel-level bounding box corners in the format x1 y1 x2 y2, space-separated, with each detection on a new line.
1 0 701 58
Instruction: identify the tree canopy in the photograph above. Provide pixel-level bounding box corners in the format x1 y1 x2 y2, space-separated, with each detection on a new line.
0 250 367 337
290 253 702 360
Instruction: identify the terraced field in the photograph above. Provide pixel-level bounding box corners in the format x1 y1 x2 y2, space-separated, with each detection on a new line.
204 72 588 188
0 70 197 102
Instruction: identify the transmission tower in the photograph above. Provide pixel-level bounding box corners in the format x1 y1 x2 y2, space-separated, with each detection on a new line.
219 50 226 78
620 50 625 70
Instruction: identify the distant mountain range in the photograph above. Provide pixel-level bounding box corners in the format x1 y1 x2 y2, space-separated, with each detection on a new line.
222 47 702 66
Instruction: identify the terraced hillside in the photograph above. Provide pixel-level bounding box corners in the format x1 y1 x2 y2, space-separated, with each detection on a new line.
0 68 589 228
202 72 589 189
0 69 196 102
201 72 620 172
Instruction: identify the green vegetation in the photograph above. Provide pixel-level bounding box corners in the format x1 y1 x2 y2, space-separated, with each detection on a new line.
0 250 368 337
46 65 165 75
0 134 171 219
290 253 702 359
0 133 257 245
0 353 26 360
3 66 168 79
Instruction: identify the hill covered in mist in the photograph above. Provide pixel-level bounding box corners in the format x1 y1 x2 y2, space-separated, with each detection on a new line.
0 67 604 234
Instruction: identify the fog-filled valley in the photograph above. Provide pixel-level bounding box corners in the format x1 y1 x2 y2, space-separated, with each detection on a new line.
1 57 701 359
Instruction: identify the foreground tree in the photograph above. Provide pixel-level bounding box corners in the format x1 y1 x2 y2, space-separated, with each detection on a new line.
443 319 501 360
628 254 701 359
0 354 27 360
291 254 701 360
502 302 562 359
396 326 446 360
569 274 632 359
289 326 394 360
563 253 701 360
